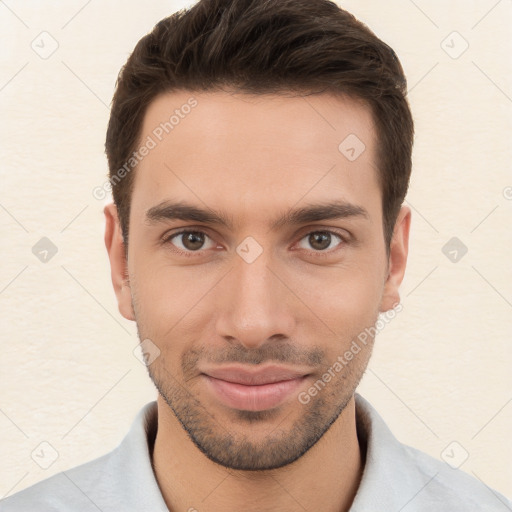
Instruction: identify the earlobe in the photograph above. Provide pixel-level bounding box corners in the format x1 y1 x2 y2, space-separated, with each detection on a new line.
104 203 135 321
380 205 411 313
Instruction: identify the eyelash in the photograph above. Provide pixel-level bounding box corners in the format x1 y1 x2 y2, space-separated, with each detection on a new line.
161 228 349 259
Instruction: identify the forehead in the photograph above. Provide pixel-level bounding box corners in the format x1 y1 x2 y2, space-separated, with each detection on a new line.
131 90 381 227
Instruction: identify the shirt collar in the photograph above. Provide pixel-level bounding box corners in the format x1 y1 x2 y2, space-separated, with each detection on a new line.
108 401 168 511
351 393 442 511
116 394 439 511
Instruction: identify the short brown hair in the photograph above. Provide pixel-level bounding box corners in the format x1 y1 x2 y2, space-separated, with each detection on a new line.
105 0 414 251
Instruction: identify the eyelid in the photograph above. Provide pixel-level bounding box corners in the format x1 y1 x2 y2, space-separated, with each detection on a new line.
292 228 349 254
295 226 351 242
161 228 217 255
161 226 351 256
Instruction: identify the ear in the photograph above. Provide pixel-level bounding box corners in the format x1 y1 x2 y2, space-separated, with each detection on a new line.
104 203 135 321
380 205 411 312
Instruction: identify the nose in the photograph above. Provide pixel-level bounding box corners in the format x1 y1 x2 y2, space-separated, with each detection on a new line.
214 249 297 350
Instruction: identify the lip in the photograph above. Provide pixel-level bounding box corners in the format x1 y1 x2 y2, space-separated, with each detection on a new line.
201 365 311 411
202 364 310 385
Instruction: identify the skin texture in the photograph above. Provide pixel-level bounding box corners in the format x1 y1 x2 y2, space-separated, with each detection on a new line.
104 90 411 512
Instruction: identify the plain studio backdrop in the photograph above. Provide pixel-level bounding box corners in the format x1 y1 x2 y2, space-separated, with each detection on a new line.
1 0 511 501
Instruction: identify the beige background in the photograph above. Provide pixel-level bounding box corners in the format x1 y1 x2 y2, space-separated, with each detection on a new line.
1 0 511 501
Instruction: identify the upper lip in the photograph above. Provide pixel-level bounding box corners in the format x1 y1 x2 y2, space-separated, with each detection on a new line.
201 364 310 386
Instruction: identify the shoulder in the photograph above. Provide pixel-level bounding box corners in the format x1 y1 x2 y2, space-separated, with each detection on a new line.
0 401 165 512
353 394 512 511
0 450 116 511
401 442 511 511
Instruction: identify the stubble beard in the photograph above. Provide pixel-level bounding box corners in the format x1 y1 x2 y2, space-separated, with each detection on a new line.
143 341 373 471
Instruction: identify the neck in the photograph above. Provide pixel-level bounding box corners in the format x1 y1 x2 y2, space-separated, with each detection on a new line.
152 395 363 512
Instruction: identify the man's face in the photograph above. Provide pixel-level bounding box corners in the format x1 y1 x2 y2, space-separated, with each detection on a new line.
106 90 409 470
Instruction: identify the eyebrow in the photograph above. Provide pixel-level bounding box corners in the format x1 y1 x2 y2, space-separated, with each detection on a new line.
145 199 369 231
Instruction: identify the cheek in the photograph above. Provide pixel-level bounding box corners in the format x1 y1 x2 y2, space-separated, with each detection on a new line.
130 231 387 348
131 261 221 335
290 264 385 358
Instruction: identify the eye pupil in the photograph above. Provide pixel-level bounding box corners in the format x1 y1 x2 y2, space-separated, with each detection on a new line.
183 232 205 250
171 230 341 255
309 232 331 250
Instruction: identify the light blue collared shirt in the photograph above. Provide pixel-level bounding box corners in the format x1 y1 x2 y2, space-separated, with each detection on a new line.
2 394 511 511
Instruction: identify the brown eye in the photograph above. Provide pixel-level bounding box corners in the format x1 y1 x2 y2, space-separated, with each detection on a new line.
181 232 205 251
166 230 215 253
297 231 345 252
308 232 331 250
